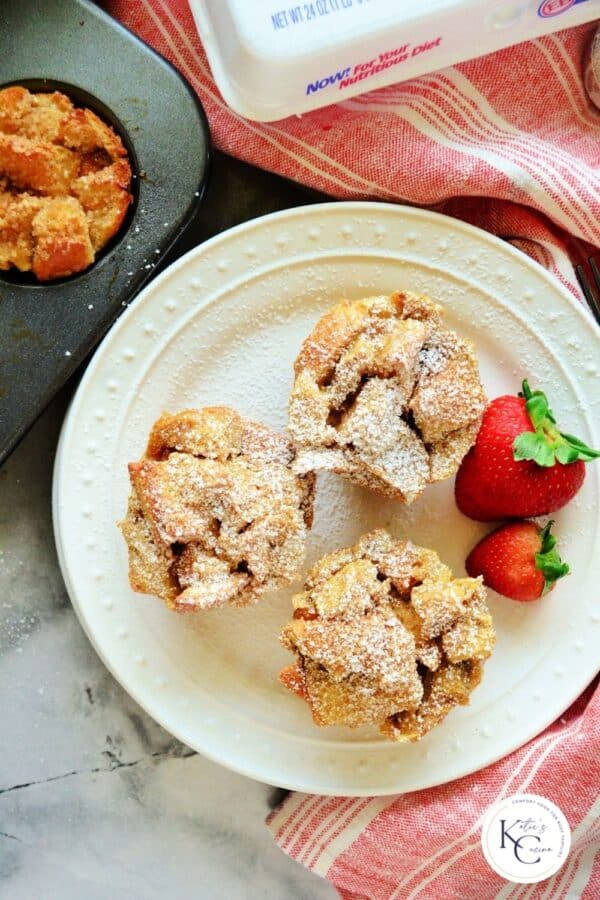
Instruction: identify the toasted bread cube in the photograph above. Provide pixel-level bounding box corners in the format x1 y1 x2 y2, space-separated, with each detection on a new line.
120 491 178 607
71 159 131 250
0 191 44 271
60 107 126 159
0 133 79 195
31 196 94 280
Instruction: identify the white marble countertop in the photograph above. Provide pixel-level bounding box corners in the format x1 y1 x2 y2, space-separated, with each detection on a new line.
0 398 337 900
0 154 338 900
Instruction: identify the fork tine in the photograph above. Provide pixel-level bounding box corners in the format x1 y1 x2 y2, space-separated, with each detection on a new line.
589 257 600 294
587 256 600 324
575 260 600 324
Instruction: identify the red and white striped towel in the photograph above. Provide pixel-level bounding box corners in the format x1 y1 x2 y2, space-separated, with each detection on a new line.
267 680 600 899
107 1 599 300
106 3 600 896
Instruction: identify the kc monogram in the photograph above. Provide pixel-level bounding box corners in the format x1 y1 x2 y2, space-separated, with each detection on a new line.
481 794 570 884
499 818 553 865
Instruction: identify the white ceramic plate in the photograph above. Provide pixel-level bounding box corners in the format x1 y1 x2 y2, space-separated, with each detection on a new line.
53 202 600 796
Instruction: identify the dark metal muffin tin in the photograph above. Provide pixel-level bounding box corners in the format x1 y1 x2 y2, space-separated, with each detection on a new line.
0 0 210 464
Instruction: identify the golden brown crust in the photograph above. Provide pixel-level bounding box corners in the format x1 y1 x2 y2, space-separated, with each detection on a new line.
31 196 94 280
0 133 79 195
119 490 178 605
120 407 315 612
279 529 495 740
146 407 246 462
59 107 127 159
71 160 132 252
0 87 73 141
0 86 132 280
0 192 44 271
288 291 486 503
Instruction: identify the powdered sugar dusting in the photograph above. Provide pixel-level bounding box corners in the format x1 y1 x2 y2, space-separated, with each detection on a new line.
121 408 315 611
280 529 495 740
289 291 486 502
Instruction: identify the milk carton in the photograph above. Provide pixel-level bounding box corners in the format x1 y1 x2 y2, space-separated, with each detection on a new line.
189 0 599 121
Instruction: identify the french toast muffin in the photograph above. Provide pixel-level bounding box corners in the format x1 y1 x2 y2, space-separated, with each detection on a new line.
0 85 132 280
120 408 315 612
288 291 486 502
279 530 495 741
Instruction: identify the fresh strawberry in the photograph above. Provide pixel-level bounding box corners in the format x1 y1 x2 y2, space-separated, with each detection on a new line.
465 520 569 602
455 379 599 521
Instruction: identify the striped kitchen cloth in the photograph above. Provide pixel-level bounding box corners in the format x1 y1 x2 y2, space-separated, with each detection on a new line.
106 3 600 897
105 1 599 300
267 678 600 899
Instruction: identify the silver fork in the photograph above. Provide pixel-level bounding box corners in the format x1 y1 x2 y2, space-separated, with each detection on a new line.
575 257 600 325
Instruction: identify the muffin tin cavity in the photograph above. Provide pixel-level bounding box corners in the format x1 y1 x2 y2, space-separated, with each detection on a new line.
0 78 140 287
0 0 210 465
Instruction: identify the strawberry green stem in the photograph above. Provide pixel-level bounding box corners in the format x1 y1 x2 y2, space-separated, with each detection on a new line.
534 521 569 594
513 380 600 467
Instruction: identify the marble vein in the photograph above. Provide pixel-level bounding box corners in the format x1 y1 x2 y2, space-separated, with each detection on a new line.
0 747 198 797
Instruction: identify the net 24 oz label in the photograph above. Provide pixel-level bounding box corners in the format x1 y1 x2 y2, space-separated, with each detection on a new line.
481 794 571 884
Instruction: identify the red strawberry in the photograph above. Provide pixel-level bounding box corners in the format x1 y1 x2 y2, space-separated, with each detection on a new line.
466 520 569 602
455 380 599 521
